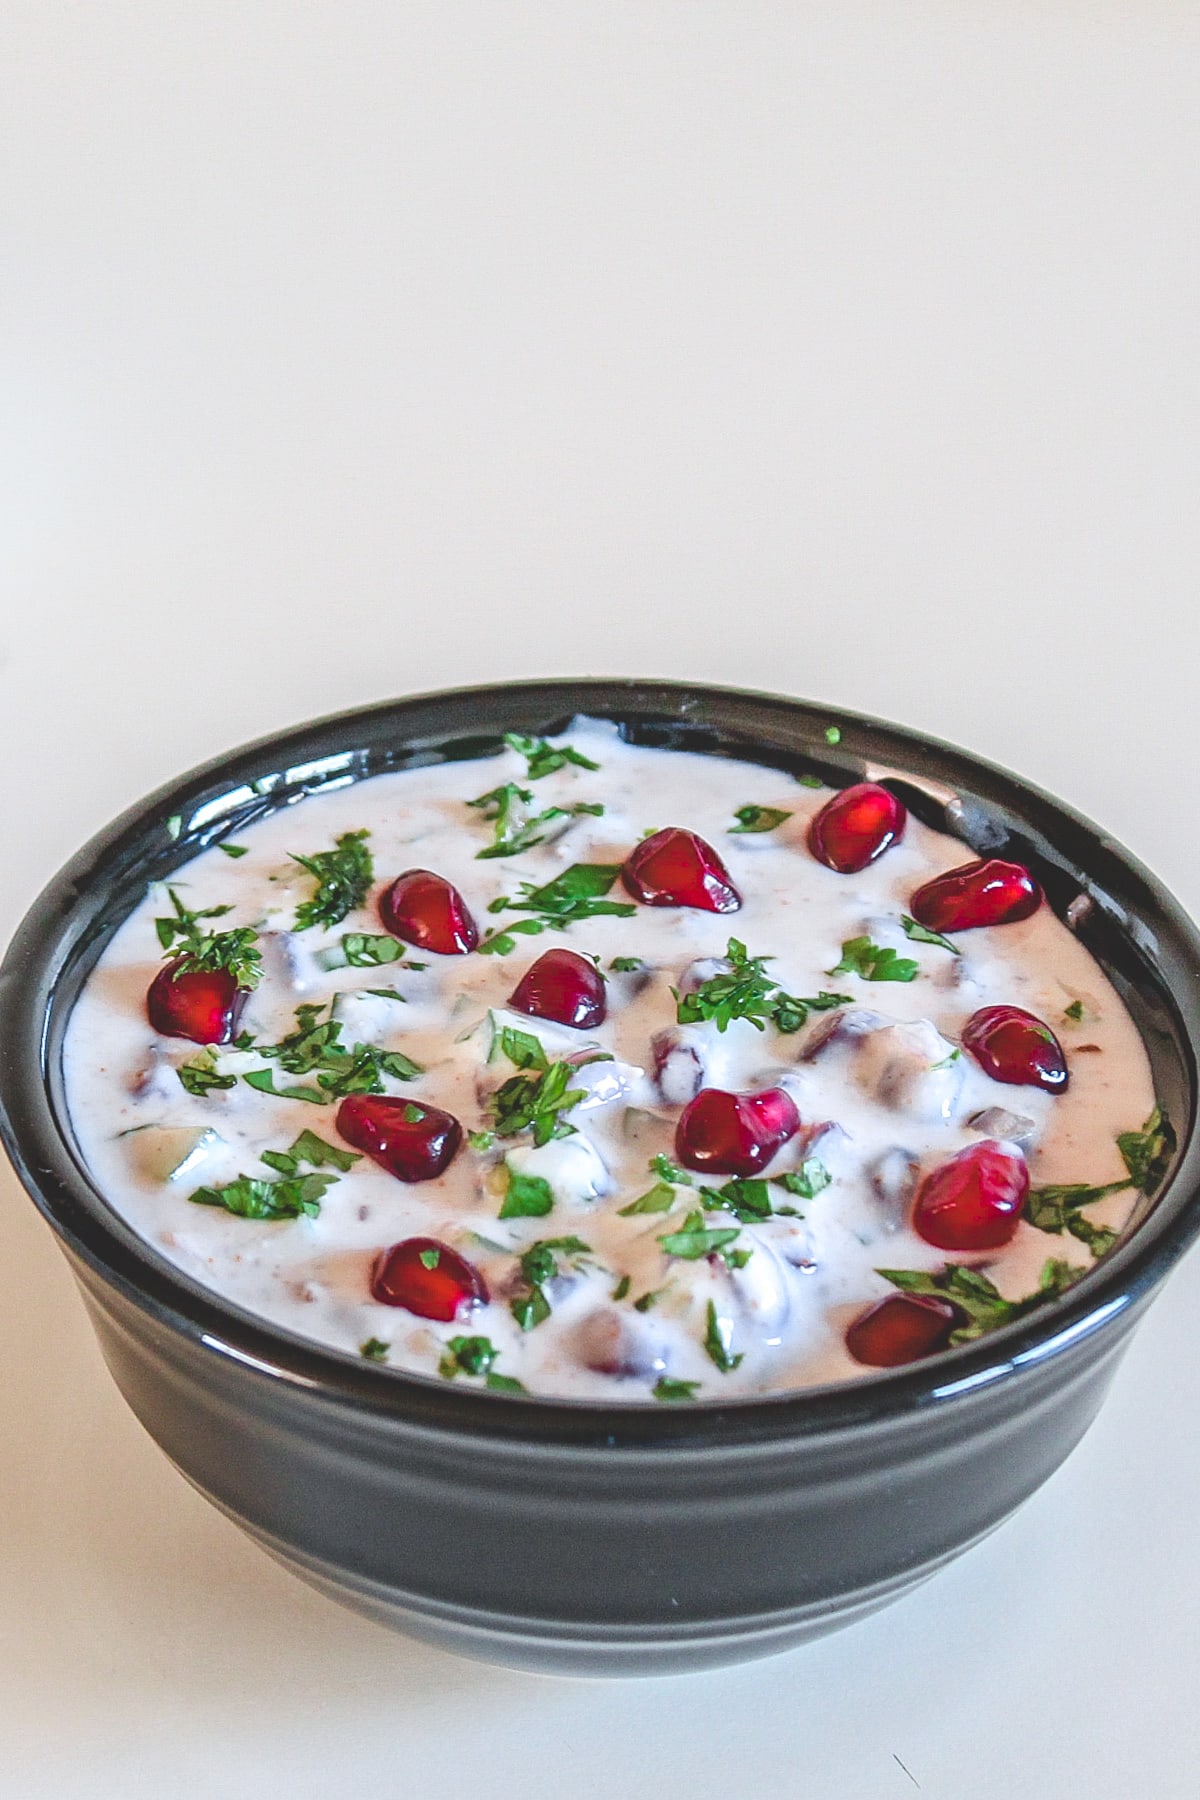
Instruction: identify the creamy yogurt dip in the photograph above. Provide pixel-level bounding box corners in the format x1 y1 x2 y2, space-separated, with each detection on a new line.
62 719 1163 1401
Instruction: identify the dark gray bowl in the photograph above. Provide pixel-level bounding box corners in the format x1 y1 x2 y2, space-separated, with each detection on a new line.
2 680 1198 1675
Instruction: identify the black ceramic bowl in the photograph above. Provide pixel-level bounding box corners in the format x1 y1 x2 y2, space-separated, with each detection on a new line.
2 680 1199 1676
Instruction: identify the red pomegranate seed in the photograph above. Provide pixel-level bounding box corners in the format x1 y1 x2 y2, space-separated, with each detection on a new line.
509 947 606 1030
845 1293 961 1367
371 1237 488 1321
909 858 1041 933
146 959 245 1045
962 1005 1069 1094
912 1139 1029 1251
379 869 478 955
808 783 907 874
675 1086 800 1176
621 828 741 913
336 1094 463 1182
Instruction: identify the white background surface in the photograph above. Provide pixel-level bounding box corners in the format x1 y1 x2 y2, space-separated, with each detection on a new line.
3 5 1200 1795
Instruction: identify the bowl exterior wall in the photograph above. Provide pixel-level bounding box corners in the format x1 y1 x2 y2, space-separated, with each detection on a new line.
73 1254 1140 1673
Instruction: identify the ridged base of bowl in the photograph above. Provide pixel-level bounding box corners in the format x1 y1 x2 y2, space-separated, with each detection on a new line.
236 1507 979 1676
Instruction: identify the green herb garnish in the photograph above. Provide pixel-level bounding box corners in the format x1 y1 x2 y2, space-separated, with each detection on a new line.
1023 1105 1174 1254
189 1170 335 1221
259 1129 361 1176
478 864 635 954
335 932 405 967
468 781 604 859
658 1211 741 1261
490 1035 602 1145
653 1377 700 1402
878 1259 1084 1346
824 725 841 745
509 1236 592 1330
290 829 372 931
1064 999 1086 1022
498 1167 556 1219
829 936 919 983
702 1300 743 1373
675 937 850 1034
618 1182 677 1215
219 843 250 859
154 888 262 990
360 1337 389 1361
484 1372 527 1394
609 956 644 973
729 805 792 835
503 731 600 780
612 1275 631 1301
244 998 423 1103
900 914 960 954
177 1050 238 1097
438 1335 500 1379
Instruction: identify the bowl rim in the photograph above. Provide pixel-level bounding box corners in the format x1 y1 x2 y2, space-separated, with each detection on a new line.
2 676 1198 1450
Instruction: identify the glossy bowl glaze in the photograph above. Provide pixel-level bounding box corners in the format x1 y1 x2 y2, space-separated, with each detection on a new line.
2 681 1199 1675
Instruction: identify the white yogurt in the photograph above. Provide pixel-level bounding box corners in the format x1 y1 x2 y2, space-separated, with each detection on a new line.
62 719 1157 1400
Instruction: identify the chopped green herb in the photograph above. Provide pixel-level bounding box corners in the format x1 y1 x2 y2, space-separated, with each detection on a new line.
438 1335 500 1379
242 1068 328 1105
1023 1105 1174 1254
154 888 262 989
418 1247 441 1270
479 864 635 953
650 1153 696 1187
609 956 645 973
503 731 600 780
484 1372 527 1394
219 843 250 859
830 936 919 983
676 937 850 1034
797 773 824 789
703 1300 743 1372
729 805 792 835
1064 999 1085 1022
468 781 604 859
509 1236 592 1330
1117 1105 1175 1194
611 1274 631 1301
498 1167 555 1219
176 1052 237 1097
699 1178 774 1221
245 998 423 1103
900 914 960 955
773 1160 831 1201
653 1377 700 1402
490 1023 549 1072
360 1337 389 1361
824 725 842 746
190 1169 336 1221
658 1211 741 1260
490 1041 600 1146
259 1130 361 1176
878 1259 1085 1346
633 1286 667 1313
468 1129 496 1152
290 830 373 932
618 1182 677 1216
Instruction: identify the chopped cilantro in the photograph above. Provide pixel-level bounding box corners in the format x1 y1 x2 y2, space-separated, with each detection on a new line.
650 1153 696 1187
336 932 405 967
290 830 373 931
658 1211 741 1260
900 914 960 955
609 956 645 973
702 1300 743 1372
824 725 842 745
830 936 919 983
633 1286 667 1313
438 1335 500 1379
360 1337 389 1361
219 843 250 859
797 773 824 789
611 1274 631 1301
484 1372 527 1394
1023 1105 1174 1254
490 1038 601 1146
878 1259 1085 1346
468 1129 496 1152
509 1236 591 1330
259 1130 361 1176
729 805 792 835
498 1167 555 1219
503 731 600 780
245 998 423 1103
176 1051 237 1097
489 1023 549 1072
675 937 850 1034
478 864 635 953
773 1160 831 1200
618 1182 676 1215
469 781 604 859
418 1247 441 1270
154 888 262 990
190 1168 336 1221
1064 999 1086 1022
653 1377 700 1402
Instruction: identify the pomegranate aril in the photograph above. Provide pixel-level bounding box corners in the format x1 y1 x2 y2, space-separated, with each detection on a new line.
371 1237 487 1321
912 1139 1029 1252
509 948 606 1030
962 1005 1068 1094
146 959 245 1045
675 1086 800 1177
909 858 1041 933
808 783 906 874
336 1094 463 1182
845 1293 961 1367
621 828 741 913
379 868 478 955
